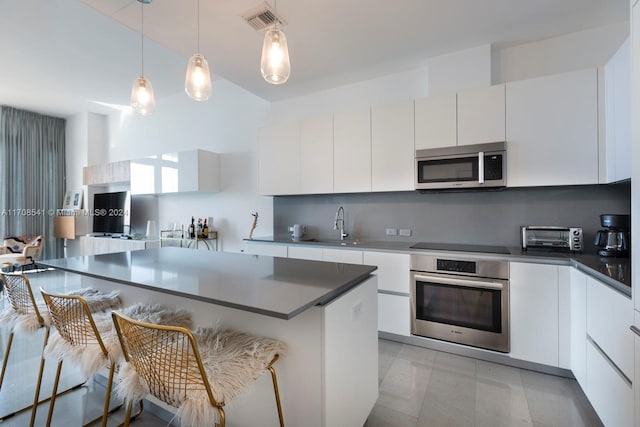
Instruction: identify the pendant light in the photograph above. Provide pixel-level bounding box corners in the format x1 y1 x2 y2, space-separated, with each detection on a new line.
185 0 212 101
260 0 291 84
131 0 155 116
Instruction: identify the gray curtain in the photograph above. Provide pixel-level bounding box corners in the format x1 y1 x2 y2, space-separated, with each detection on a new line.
0 106 66 259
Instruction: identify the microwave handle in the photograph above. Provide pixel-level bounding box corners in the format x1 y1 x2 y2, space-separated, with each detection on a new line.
478 151 484 184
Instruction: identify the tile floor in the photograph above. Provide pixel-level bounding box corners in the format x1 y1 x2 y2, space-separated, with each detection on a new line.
0 269 603 426
364 339 603 427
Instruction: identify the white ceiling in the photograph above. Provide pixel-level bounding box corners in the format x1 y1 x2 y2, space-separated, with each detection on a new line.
0 0 629 117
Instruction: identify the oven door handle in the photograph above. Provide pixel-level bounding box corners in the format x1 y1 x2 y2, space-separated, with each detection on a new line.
413 273 505 290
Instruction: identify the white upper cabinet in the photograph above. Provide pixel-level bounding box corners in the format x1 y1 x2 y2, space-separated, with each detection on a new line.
83 160 130 186
415 94 457 150
603 37 631 183
258 121 300 195
457 84 506 146
506 68 598 187
415 85 505 150
371 100 415 192
130 150 219 195
334 109 372 193
300 115 334 194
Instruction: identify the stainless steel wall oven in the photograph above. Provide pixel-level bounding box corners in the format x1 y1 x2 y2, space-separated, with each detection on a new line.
410 255 510 352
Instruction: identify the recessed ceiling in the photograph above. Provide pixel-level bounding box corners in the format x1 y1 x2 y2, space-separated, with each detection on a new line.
0 0 629 117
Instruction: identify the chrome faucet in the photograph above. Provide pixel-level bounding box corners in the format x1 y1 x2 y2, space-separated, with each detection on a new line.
333 206 348 240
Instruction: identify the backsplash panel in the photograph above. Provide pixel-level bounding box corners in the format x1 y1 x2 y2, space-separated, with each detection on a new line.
273 183 630 252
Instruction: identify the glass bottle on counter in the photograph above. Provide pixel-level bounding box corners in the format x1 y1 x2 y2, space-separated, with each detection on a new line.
202 218 209 238
189 217 195 239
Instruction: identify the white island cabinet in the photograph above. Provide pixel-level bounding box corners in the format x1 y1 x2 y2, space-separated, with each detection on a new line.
41 248 379 427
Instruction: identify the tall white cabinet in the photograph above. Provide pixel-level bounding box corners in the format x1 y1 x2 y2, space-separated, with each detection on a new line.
300 116 334 194
506 68 599 187
333 109 372 193
371 101 415 192
258 121 300 195
414 94 457 149
457 84 506 146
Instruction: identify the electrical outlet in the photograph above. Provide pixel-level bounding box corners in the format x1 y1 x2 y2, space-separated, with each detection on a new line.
399 228 412 237
386 228 397 236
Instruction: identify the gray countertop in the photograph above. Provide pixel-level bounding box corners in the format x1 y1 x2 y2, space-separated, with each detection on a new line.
40 247 377 320
247 237 631 296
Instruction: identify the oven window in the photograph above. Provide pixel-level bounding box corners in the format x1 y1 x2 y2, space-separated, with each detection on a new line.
415 281 502 333
417 157 478 183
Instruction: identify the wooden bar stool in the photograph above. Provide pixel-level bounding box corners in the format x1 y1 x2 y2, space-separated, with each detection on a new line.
0 272 120 426
112 311 287 427
41 292 194 427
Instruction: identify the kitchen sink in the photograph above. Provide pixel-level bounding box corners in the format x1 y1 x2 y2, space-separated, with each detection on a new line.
297 238 361 246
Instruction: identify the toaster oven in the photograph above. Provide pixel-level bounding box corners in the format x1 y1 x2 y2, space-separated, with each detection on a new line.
521 226 583 252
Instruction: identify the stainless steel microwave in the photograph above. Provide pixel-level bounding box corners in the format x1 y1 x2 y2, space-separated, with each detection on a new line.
415 142 507 190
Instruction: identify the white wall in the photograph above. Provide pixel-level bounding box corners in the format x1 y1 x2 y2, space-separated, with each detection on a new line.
427 44 492 95
492 21 629 83
92 79 271 253
265 67 428 125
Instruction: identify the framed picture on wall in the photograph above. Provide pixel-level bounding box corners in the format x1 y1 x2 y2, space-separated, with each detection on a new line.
63 190 83 210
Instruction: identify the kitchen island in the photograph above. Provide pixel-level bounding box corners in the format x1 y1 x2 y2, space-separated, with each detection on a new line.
41 247 379 427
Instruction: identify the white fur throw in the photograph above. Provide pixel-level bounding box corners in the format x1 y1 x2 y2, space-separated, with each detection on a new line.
0 288 120 334
116 327 286 427
44 303 193 379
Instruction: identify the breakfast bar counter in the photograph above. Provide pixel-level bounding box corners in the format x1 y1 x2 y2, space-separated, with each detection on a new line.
40 247 379 427
40 247 376 319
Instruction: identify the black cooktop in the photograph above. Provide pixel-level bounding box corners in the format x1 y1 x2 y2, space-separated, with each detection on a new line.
410 242 511 255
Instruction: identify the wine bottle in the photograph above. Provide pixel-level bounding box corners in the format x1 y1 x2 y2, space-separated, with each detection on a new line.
189 216 195 239
203 218 209 238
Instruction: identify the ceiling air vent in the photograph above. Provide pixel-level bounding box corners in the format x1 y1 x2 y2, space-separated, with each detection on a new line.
242 2 287 32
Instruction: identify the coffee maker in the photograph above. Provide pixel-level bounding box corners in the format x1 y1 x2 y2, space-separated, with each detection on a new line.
594 214 630 257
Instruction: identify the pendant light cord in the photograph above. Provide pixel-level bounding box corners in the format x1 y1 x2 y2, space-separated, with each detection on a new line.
274 0 278 29
197 0 200 53
140 1 144 76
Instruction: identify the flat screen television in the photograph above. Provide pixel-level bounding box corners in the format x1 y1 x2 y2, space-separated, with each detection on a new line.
92 191 131 235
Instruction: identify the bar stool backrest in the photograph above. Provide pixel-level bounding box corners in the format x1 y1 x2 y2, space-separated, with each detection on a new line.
40 290 108 356
112 311 218 408
0 273 44 324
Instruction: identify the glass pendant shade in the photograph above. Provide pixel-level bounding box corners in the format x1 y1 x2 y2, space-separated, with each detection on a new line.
130 76 155 116
261 27 291 84
185 53 212 101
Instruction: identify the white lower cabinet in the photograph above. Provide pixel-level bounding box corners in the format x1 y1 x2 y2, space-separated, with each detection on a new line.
79 236 158 256
322 248 363 264
243 242 288 257
583 276 633 427
570 268 588 390
586 339 633 427
287 245 324 261
363 251 410 293
509 262 559 366
586 276 633 379
378 293 410 336
363 251 411 336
